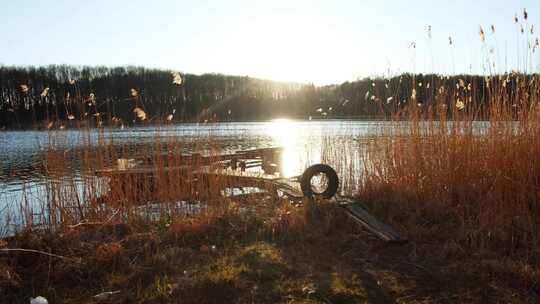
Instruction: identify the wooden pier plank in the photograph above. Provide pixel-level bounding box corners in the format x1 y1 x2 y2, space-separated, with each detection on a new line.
338 199 406 243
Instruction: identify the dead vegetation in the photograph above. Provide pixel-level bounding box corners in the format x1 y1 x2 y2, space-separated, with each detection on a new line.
2 199 538 303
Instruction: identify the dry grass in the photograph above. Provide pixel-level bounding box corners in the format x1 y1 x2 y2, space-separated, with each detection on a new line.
2 198 538 303
356 75 540 255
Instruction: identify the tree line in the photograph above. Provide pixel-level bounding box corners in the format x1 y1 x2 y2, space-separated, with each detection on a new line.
0 65 534 128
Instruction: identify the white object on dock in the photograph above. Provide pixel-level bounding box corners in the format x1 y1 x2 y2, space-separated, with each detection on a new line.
117 158 137 170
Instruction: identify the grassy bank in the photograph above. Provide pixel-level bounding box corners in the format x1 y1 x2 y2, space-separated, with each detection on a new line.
2 198 538 303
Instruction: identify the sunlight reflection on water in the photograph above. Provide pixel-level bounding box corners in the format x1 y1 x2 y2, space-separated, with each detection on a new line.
265 119 321 177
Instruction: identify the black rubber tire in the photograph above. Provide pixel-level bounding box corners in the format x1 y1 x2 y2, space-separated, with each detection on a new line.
300 164 339 198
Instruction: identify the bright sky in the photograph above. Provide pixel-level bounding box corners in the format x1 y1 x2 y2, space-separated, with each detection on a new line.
2 0 540 84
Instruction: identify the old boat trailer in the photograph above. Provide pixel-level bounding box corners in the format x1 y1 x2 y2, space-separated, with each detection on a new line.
95 147 405 242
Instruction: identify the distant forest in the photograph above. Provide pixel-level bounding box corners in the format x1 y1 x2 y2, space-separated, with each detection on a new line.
0 65 531 128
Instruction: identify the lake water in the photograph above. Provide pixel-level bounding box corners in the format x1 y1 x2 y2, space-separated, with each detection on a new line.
0 120 388 232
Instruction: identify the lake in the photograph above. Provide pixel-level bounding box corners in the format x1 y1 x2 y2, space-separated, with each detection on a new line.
0 120 390 231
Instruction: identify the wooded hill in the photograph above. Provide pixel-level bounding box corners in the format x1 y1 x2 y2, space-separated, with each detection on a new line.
0 65 531 128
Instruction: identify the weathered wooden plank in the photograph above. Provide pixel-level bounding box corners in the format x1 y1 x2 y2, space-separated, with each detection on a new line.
195 168 284 181
338 200 406 243
274 182 304 200
99 147 283 175
96 164 194 176
148 147 281 165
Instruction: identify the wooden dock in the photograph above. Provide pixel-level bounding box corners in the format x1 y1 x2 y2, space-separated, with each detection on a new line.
94 147 406 243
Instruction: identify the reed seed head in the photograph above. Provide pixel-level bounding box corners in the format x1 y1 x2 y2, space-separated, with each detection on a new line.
456 99 465 110
40 87 49 97
479 26 485 42
172 71 182 85
133 107 147 120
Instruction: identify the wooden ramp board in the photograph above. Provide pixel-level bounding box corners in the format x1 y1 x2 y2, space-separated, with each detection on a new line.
274 181 304 200
338 199 406 243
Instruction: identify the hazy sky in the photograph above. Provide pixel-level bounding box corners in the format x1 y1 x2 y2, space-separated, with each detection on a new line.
2 0 540 84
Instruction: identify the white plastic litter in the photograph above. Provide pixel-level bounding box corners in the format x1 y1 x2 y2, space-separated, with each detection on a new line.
30 296 48 304
93 290 121 301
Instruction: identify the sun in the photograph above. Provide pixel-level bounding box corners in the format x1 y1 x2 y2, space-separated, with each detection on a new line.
219 14 356 85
